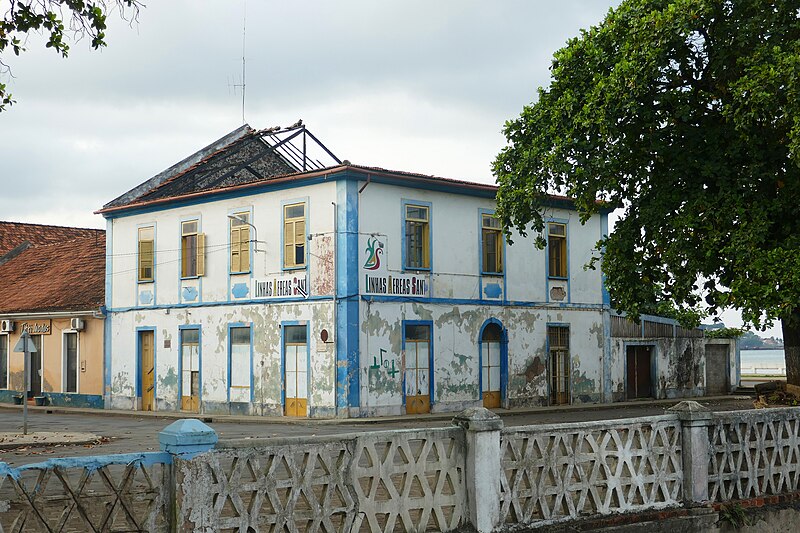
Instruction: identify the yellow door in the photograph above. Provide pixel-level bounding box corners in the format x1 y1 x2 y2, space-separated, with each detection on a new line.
140 330 155 411
405 325 431 415
482 324 502 409
181 329 200 412
284 326 307 417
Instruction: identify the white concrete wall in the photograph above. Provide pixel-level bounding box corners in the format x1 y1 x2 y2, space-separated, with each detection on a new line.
108 301 335 416
107 182 338 416
108 181 337 309
356 182 604 305
359 301 606 415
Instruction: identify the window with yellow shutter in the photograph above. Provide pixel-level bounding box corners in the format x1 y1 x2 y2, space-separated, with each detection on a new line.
548 222 567 278
481 214 503 274
181 220 205 277
229 212 251 273
138 226 154 282
283 203 306 269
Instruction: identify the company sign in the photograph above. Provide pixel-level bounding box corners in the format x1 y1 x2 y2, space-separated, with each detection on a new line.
21 320 51 335
362 236 429 298
252 274 308 299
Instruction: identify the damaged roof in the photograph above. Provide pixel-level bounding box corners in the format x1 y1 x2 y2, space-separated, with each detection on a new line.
98 123 592 216
0 229 105 314
0 221 103 258
101 122 340 211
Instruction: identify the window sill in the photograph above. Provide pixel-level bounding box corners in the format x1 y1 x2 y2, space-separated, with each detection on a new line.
548 276 568 281
282 266 307 272
403 267 431 273
481 271 504 277
137 280 154 285
181 276 201 281
229 270 251 276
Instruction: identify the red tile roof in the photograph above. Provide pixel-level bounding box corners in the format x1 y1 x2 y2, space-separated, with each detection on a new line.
0 221 103 257
0 231 105 314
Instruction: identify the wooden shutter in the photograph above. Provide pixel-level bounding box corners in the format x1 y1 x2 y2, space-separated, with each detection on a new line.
196 233 206 276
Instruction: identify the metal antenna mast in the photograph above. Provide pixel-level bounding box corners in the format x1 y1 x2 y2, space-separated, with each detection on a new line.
240 0 247 124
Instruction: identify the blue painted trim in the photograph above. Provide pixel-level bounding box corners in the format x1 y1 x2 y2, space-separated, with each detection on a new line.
135 326 157 405
281 321 309 415
401 198 433 272
477 318 508 403
0 452 173 480
109 294 333 313
401 320 434 408
545 217 571 303
100 170 585 221
600 212 611 306
622 341 658 399
104 218 113 402
281 196 310 271
177 325 202 410
336 179 360 412
360 295 606 309
227 205 254 276
545 322 570 405
227 322 253 405
136 221 157 306
43 392 104 409
179 216 203 305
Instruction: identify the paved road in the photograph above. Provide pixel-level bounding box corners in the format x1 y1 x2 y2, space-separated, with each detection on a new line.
0 397 754 466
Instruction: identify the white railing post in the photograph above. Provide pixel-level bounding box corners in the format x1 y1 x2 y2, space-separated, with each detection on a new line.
669 400 712 504
453 407 504 532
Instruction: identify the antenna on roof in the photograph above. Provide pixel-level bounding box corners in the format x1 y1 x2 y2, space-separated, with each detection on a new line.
229 0 247 124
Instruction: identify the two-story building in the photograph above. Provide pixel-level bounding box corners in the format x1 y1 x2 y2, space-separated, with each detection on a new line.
98 124 730 418
0 222 106 408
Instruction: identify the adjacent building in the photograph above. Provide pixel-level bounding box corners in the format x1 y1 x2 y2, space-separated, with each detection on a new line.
97 124 734 418
0 222 106 407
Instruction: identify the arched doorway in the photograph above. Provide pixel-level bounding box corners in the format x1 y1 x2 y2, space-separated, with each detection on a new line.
479 320 506 408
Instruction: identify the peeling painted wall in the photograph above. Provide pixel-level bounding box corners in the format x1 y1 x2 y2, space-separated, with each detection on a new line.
108 302 336 416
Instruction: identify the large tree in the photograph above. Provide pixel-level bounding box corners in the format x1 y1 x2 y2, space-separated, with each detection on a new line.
493 0 800 384
0 0 142 111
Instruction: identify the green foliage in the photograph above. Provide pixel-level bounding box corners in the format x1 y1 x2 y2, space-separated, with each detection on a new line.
494 0 800 332
719 503 750 527
705 327 744 339
0 1 141 111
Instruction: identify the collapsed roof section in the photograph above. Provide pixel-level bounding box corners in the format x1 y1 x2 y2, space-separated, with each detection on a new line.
102 121 341 210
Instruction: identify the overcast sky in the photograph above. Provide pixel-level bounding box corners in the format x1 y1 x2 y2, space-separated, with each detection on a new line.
0 0 774 335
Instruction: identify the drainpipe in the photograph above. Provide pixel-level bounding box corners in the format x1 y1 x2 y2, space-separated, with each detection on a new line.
331 201 338 417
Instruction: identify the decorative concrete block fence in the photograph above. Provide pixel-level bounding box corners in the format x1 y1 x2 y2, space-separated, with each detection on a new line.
1 403 800 532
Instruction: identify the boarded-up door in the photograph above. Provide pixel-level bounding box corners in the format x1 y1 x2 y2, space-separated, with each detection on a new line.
139 330 155 411
181 329 200 412
284 325 308 417
481 323 502 409
405 324 431 415
626 345 652 399
705 344 729 395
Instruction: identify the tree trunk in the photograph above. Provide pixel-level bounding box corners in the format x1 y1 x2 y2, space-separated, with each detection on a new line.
783 311 800 387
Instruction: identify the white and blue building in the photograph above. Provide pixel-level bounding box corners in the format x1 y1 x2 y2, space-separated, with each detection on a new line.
98 124 735 418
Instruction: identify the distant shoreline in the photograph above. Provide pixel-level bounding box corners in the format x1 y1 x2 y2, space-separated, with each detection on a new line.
740 347 784 351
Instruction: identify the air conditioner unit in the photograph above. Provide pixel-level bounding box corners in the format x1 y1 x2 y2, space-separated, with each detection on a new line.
0 320 14 333
70 318 85 331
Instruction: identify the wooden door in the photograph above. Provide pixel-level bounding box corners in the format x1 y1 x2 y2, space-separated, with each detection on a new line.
405 325 431 415
284 326 307 417
140 330 155 411
626 345 652 399
29 335 42 398
481 324 502 408
181 329 200 412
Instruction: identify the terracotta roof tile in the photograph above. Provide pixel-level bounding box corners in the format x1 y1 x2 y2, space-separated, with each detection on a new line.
0 221 103 257
0 233 105 314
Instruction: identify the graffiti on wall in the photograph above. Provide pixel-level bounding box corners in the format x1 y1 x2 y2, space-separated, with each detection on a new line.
369 348 399 378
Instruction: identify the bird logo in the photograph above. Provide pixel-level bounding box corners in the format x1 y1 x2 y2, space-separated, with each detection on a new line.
364 237 384 270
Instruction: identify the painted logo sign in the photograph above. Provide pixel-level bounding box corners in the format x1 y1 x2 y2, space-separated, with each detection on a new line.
363 236 384 270
252 275 308 299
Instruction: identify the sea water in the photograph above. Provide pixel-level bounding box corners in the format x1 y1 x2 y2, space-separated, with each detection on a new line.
740 349 786 375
